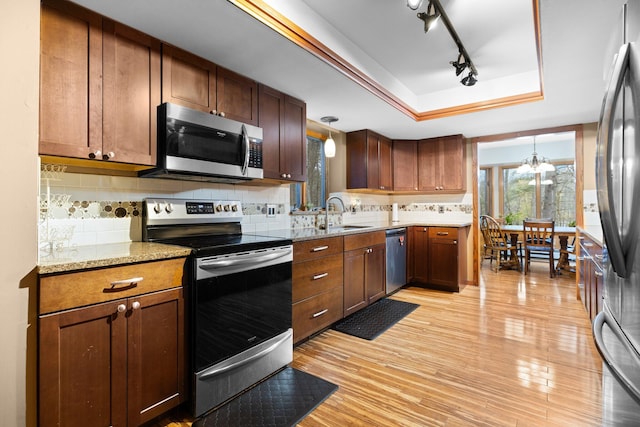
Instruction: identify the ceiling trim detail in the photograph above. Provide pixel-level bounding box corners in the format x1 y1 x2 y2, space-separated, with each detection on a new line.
229 0 544 122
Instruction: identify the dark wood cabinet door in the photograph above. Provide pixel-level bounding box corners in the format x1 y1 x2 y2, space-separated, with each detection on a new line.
258 84 285 179
161 44 217 113
428 237 458 288
366 132 380 190
378 136 392 191
366 243 386 304
282 95 307 182
39 300 128 427
440 135 465 191
216 66 258 126
39 1 103 159
393 140 418 191
127 288 185 426
346 130 368 189
417 138 439 191
344 248 367 316
102 20 160 166
412 227 429 284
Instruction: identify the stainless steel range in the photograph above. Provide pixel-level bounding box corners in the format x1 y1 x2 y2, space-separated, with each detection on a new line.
143 198 293 417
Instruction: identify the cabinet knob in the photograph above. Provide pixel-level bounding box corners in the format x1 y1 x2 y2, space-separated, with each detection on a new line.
218 111 225 117
117 304 127 313
210 110 217 115
102 151 115 160
88 150 102 159
132 301 141 310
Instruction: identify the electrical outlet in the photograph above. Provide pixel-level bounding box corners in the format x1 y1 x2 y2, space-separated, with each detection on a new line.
267 204 276 218
438 205 444 214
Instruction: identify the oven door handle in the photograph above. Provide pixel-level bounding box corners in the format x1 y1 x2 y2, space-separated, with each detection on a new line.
199 329 293 380
199 247 292 270
241 123 249 176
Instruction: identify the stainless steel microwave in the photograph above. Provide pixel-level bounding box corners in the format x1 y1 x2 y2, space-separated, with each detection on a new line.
140 103 263 183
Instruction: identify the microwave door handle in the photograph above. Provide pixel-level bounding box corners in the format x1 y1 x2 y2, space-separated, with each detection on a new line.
241 124 249 176
596 42 629 278
593 310 640 404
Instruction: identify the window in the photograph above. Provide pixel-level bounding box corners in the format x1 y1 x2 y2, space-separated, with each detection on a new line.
290 136 327 210
501 161 575 225
479 167 492 216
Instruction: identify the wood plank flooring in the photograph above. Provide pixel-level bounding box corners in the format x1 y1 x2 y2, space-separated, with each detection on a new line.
154 262 602 426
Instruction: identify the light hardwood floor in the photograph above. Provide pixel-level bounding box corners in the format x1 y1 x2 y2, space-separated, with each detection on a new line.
156 261 602 426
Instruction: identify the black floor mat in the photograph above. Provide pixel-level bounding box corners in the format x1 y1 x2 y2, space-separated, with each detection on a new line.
333 298 419 340
193 367 337 427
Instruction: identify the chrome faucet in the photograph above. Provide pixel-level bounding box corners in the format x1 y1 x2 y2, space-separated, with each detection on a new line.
324 196 345 230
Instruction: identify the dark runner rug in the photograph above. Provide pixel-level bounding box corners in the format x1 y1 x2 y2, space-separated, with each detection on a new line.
193 367 337 427
333 298 419 340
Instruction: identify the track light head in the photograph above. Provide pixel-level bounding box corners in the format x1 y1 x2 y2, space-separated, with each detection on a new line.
450 53 467 76
461 71 477 86
416 1 440 33
406 0 423 10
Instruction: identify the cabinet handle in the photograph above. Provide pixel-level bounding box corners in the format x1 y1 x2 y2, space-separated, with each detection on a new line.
103 276 143 293
436 231 449 236
594 271 604 277
313 272 329 280
131 301 141 310
88 150 101 159
117 304 127 313
102 151 115 160
365 248 373 254
595 254 605 260
312 308 329 318
210 110 217 115
312 245 329 252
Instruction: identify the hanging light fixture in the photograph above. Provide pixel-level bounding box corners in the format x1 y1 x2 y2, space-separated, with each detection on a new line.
416 1 440 32
320 116 338 158
517 137 556 174
450 52 467 76
461 71 477 86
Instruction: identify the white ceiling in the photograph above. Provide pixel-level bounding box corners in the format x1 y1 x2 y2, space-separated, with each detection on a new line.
70 0 624 139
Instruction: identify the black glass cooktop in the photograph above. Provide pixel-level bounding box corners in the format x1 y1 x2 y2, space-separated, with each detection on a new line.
155 233 292 257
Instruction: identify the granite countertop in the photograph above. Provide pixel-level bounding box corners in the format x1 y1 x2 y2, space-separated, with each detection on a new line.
577 226 604 247
37 242 193 275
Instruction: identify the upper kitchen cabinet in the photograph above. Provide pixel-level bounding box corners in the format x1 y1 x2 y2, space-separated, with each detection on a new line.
39 0 160 166
161 44 258 126
346 129 392 191
392 140 418 191
417 135 466 193
258 84 307 182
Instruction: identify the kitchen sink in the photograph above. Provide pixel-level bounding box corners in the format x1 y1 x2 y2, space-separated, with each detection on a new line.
328 225 371 232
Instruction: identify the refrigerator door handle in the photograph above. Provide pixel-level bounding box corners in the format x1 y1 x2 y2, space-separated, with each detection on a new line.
596 42 630 278
593 310 640 405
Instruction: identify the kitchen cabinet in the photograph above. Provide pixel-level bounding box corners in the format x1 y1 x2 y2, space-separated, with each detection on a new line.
417 135 466 192
392 140 418 191
578 233 604 321
39 0 160 166
409 226 468 292
346 129 393 191
38 258 186 427
292 237 344 343
259 84 307 182
161 44 258 126
343 231 386 316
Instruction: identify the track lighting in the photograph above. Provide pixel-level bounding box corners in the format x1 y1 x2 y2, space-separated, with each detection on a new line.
416 1 440 33
450 52 467 76
461 71 477 86
410 0 478 86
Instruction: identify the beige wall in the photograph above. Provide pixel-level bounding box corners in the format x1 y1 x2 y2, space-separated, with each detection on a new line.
1 1 40 425
582 122 598 190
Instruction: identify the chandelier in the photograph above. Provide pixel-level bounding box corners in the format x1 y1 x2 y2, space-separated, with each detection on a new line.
516 137 555 174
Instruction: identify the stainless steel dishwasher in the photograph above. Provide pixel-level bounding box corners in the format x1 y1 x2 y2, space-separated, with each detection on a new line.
385 228 407 294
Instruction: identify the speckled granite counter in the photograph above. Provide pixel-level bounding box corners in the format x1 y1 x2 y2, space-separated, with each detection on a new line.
37 242 193 275
253 221 472 242
577 226 604 247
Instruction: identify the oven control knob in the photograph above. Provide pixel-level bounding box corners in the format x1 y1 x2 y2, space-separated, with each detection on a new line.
231 204 238 212
215 205 223 212
223 205 230 212
153 203 163 214
165 203 173 213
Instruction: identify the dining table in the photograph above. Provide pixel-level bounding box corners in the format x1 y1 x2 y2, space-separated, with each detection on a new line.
500 224 577 273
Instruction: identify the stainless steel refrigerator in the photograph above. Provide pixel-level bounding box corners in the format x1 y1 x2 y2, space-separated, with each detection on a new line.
594 0 640 424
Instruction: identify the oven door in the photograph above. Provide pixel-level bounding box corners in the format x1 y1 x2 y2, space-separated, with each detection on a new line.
192 245 293 416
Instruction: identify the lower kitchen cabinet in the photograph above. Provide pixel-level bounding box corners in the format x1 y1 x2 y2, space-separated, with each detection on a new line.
38 258 186 427
578 232 604 321
343 231 386 316
410 226 468 292
292 237 344 343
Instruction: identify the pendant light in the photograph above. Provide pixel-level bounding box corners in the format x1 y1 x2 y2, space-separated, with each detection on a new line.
517 136 555 174
320 116 338 158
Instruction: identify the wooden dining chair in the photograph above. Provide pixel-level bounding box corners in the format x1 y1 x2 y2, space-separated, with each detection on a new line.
480 215 520 272
523 219 555 277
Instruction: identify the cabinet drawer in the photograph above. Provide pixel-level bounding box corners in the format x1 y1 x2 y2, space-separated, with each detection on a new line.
39 257 186 314
293 254 343 303
428 227 457 242
292 286 343 343
293 237 343 262
344 231 385 251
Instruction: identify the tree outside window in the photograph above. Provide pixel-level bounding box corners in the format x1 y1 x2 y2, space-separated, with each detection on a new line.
290 136 326 210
